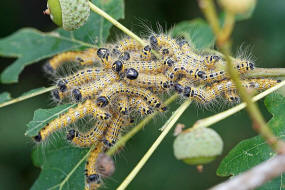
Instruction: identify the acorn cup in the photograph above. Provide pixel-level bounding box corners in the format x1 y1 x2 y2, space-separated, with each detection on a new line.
44 0 90 31
173 127 223 165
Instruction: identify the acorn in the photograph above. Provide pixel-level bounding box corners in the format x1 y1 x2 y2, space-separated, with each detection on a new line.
173 128 223 165
44 0 90 31
218 0 256 14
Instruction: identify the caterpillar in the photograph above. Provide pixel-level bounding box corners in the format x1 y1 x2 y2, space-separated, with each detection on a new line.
56 67 108 93
43 48 98 75
67 123 106 147
33 100 111 142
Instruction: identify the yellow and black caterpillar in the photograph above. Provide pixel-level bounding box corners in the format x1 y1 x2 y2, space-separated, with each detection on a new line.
35 34 280 189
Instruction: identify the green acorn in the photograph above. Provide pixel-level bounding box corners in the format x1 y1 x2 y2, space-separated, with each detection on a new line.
44 0 90 31
173 128 223 165
218 0 256 14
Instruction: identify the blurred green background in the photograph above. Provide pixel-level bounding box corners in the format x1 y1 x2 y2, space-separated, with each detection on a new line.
0 0 284 189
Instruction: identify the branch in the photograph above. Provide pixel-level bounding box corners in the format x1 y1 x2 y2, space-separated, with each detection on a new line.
210 154 285 190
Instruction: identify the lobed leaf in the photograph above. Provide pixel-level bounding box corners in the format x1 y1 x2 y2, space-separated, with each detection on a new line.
0 0 124 84
31 137 89 190
27 0 125 189
217 94 285 189
25 104 75 137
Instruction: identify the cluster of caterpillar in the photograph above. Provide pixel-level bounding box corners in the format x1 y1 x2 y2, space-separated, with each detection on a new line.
34 34 281 189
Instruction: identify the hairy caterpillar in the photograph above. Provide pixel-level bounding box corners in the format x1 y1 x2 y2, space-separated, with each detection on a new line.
33 100 111 142
67 122 106 147
34 33 281 189
44 48 99 75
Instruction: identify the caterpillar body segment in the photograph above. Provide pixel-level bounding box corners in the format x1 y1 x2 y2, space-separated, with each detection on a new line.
33 100 111 142
67 123 106 147
124 60 167 74
116 96 129 115
72 72 119 102
114 37 144 53
242 78 281 90
127 73 170 90
57 67 107 93
85 143 104 185
103 114 126 147
97 82 167 112
129 97 153 115
43 48 98 75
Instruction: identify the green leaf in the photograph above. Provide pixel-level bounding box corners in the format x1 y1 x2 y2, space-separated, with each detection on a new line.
0 92 11 104
0 0 124 84
25 104 75 137
31 137 90 190
217 94 285 189
169 18 215 49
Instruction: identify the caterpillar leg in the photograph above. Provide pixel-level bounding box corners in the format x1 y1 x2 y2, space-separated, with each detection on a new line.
43 48 98 75
33 100 111 142
67 122 107 147
85 143 104 189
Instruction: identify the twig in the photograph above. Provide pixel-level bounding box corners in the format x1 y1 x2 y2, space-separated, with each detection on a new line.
210 154 285 190
0 86 56 109
88 2 160 58
116 99 192 190
198 0 283 153
244 68 285 78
